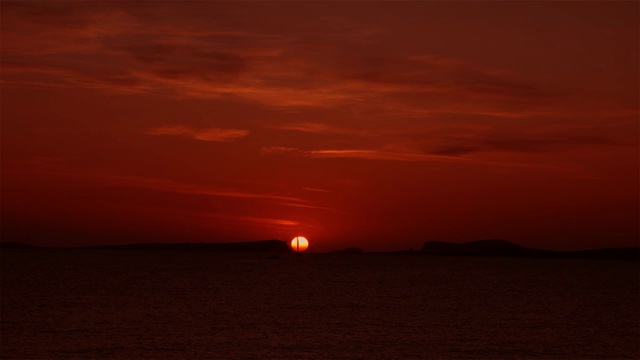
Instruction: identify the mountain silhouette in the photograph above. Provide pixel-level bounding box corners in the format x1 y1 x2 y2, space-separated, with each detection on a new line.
422 239 543 257
85 240 291 252
0 242 39 249
422 239 639 261
3 240 638 261
0 240 291 253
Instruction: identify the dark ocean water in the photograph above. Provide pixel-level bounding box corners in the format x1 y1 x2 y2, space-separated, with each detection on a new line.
1 250 638 359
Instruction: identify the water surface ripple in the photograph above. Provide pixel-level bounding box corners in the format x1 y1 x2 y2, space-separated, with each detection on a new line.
2 250 638 359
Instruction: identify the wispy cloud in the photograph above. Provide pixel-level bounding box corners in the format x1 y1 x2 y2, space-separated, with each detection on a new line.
104 175 302 202
275 122 335 133
145 126 249 142
273 122 391 137
302 187 331 193
432 135 614 156
259 143 601 170
306 149 461 162
261 146 462 162
0 1 573 116
3 169 305 203
206 213 300 227
279 201 335 210
3 0 635 139
260 146 299 156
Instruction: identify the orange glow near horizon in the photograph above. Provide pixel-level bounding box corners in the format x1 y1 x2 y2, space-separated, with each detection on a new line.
290 236 309 253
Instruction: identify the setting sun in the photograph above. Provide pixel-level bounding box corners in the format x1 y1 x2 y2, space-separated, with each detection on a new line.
290 236 309 253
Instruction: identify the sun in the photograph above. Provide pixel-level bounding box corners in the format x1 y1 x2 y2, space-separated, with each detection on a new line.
290 236 309 253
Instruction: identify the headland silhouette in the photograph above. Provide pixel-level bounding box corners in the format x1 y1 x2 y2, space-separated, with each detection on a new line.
2 239 638 261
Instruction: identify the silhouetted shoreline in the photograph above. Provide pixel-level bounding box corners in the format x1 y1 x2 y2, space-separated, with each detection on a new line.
421 239 640 262
2 239 638 261
0 240 290 253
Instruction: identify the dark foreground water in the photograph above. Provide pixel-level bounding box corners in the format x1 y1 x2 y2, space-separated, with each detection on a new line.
1 250 638 359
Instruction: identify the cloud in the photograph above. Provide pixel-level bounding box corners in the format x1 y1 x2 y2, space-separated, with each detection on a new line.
1 167 310 203
260 139 616 169
206 213 299 228
3 0 634 132
104 175 301 202
274 202 345 214
333 54 557 102
275 122 334 133
302 187 330 193
273 122 386 137
145 126 249 142
83 169 342 214
260 146 299 155
261 146 462 162
0 1 563 115
306 149 460 162
433 135 614 156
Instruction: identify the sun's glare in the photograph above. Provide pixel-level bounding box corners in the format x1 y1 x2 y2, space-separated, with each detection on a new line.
290 236 309 253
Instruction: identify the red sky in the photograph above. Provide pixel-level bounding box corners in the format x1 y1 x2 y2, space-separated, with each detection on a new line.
1 1 638 252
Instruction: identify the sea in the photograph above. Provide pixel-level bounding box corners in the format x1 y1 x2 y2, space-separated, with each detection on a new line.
1 250 638 359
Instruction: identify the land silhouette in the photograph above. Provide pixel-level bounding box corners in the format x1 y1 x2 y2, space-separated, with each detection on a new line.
421 239 640 261
1 239 638 261
0 240 290 252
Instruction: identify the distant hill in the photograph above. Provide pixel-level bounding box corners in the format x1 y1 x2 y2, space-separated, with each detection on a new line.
0 242 40 249
422 239 551 257
4 240 638 260
86 240 291 252
422 239 640 261
568 247 640 261
1 240 291 253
